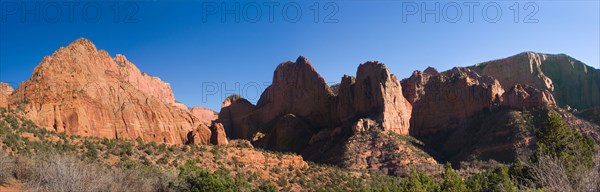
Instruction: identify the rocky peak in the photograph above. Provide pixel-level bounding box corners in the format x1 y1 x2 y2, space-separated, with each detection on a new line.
214 57 413 163
423 66 440 76
354 61 412 135
68 37 98 52
221 95 246 108
7 38 210 145
253 56 334 128
218 95 255 140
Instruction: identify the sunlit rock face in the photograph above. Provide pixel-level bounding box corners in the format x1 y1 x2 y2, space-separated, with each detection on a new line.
472 52 600 110
8 38 210 145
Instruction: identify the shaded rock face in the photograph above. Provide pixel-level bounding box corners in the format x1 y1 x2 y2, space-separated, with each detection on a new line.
441 109 538 163
215 56 413 164
8 38 210 145
472 52 600 109
217 95 256 140
258 114 314 153
209 122 229 145
190 106 218 124
402 67 504 136
252 56 335 129
503 84 556 109
400 67 570 164
0 83 14 108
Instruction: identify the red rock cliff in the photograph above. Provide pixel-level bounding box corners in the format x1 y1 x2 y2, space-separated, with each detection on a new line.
8 38 210 145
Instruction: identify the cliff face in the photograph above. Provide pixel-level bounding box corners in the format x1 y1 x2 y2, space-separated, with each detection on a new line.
0 83 14 108
401 67 561 163
472 52 600 110
502 84 557 109
190 106 218 124
214 56 415 171
7 38 211 145
402 67 505 136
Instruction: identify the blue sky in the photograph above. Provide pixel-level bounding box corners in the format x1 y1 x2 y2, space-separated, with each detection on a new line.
1 0 599 111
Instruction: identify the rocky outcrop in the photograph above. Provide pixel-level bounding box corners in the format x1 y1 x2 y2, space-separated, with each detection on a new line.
252 56 335 129
188 124 212 145
217 95 255 140
0 82 14 108
423 66 440 76
502 84 556 109
342 121 441 177
402 67 504 136
401 70 431 104
214 57 413 165
7 38 210 145
472 52 600 109
334 62 413 135
190 106 218 124
351 118 377 134
210 122 229 145
352 62 412 135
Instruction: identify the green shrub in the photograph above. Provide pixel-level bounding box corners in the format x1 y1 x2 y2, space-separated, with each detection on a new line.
83 140 98 160
524 112 598 191
440 163 467 192
257 182 278 192
171 161 246 192
402 170 439 192
466 166 518 192
533 113 595 173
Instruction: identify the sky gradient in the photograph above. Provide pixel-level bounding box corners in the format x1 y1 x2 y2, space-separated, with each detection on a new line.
1 0 599 111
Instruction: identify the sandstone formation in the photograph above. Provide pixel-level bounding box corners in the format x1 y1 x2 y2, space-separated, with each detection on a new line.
190 106 218 124
7 38 210 145
0 82 14 108
351 118 377 134
114 54 177 105
502 84 557 109
188 124 212 145
472 52 600 110
352 62 413 135
173 102 190 111
334 62 413 135
251 56 335 129
400 66 581 164
209 122 229 145
401 67 504 136
217 95 256 140
215 56 413 166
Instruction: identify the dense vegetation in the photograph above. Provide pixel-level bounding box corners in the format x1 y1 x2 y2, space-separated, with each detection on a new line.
0 107 598 191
